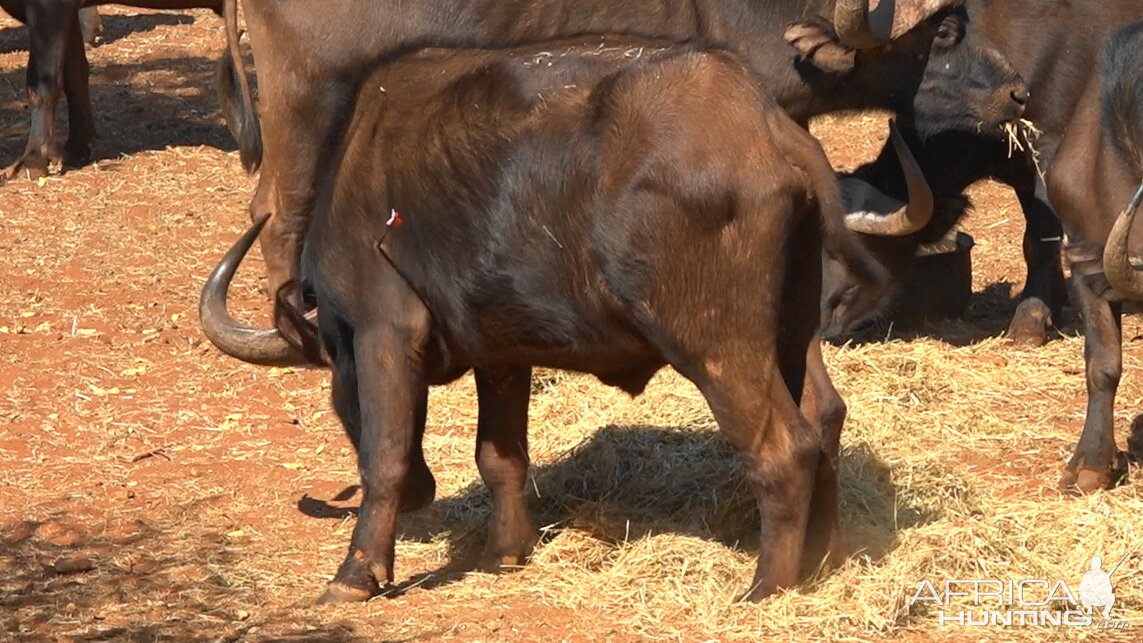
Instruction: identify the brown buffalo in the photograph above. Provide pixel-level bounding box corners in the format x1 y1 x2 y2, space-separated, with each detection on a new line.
206 36 894 603
1044 19 1143 492
207 1 1022 505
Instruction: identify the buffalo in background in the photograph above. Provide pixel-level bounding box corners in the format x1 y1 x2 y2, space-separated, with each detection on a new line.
1045 18 1143 492
820 0 1143 492
0 0 224 181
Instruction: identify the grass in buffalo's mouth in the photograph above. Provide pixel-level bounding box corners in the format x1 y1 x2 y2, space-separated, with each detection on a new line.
1003 118 1046 180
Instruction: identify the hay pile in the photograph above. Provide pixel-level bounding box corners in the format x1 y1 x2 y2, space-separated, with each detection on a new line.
375 327 1142 641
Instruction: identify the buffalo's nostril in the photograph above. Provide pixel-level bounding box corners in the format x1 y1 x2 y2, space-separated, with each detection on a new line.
1010 88 1030 106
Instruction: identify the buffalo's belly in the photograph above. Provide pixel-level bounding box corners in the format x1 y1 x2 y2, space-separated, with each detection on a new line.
423 301 665 395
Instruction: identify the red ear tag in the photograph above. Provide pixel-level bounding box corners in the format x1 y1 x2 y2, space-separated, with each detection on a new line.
387 209 404 228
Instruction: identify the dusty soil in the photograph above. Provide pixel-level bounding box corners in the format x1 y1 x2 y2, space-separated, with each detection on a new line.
1 8 1141 643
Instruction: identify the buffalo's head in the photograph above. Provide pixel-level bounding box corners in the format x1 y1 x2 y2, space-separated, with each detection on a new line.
820 120 968 338
787 1 1028 136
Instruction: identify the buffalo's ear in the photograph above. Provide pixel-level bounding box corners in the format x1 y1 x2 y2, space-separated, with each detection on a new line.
785 20 855 74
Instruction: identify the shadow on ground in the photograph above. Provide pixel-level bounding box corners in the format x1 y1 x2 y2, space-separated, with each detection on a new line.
1 22 235 173
0 12 198 54
0 500 363 641
833 281 1082 348
298 424 931 597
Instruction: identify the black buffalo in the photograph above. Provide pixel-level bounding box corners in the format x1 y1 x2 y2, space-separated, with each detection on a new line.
203 37 893 603
822 0 1143 348
817 1 1143 492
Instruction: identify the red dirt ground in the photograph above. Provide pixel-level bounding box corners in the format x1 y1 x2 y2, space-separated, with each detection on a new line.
2 8 1140 643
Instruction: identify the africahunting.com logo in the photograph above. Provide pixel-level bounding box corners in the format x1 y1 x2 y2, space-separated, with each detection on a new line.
908 554 1134 630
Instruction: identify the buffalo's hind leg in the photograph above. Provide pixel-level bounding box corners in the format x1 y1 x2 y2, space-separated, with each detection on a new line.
320 306 434 604
798 339 847 576
474 365 538 571
777 211 845 577
325 315 435 513
61 18 94 169
699 358 819 601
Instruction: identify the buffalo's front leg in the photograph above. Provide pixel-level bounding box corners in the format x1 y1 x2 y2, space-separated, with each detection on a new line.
326 326 435 513
5 4 76 181
474 366 537 571
1007 182 1067 346
1060 273 1125 493
320 324 430 604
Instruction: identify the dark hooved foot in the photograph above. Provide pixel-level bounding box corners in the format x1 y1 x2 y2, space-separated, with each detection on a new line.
1007 299 1053 347
4 155 52 183
318 551 385 604
479 548 533 573
317 581 378 604
1058 455 1128 494
479 529 538 573
62 144 92 169
1058 468 1104 495
739 581 781 603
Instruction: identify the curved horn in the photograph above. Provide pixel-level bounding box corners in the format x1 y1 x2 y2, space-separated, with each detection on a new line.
1102 182 1143 299
834 0 957 49
199 215 314 366
843 120 935 236
833 0 889 49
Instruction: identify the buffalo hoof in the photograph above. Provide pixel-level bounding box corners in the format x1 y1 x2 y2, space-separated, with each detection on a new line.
1006 300 1052 347
479 529 537 573
62 144 92 169
4 156 51 183
1060 453 1130 494
480 552 530 573
739 582 780 603
1059 467 1110 495
319 551 385 604
480 520 538 573
317 581 377 604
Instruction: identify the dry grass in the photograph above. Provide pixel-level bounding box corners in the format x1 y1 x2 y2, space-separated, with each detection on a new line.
1004 118 1047 180
391 342 1143 642
1 8 1142 642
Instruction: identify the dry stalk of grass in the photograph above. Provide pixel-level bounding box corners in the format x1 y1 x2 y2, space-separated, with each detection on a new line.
1004 118 1047 181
